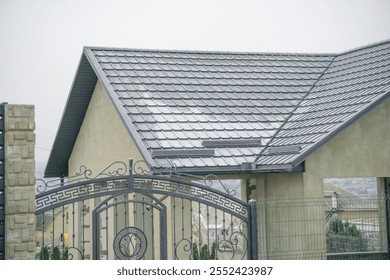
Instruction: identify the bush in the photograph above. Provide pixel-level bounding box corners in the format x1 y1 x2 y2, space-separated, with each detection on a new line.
39 245 68 260
192 242 216 260
51 246 61 260
326 218 368 253
39 245 50 260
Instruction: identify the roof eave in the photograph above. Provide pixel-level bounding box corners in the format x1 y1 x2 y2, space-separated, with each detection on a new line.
151 162 304 176
44 52 98 178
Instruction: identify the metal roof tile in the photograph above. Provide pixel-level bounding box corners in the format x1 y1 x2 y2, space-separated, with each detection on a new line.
45 42 390 177
254 41 390 168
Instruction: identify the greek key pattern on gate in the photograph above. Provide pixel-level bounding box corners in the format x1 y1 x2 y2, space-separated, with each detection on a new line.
133 177 247 216
35 178 128 211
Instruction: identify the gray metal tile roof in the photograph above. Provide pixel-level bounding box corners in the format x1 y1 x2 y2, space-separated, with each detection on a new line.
87 48 335 172
45 40 390 177
256 41 390 169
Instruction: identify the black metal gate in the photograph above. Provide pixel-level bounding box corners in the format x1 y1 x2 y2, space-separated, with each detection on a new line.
35 161 258 260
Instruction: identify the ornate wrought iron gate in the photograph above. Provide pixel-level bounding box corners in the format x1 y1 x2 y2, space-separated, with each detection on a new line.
35 161 258 260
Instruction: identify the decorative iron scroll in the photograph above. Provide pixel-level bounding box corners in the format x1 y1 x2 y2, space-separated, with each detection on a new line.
174 220 248 260
133 160 237 196
133 177 247 217
113 227 147 260
64 246 84 260
36 161 246 216
36 161 128 193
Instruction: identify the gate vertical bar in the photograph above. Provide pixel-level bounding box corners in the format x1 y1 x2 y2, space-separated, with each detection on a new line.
248 199 258 260
92 208 99 260
160 206 167 260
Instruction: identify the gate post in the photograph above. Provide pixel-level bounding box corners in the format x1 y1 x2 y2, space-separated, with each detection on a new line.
159 206 167 260
92 209 99 260
3 104 36 260
248 199 258 260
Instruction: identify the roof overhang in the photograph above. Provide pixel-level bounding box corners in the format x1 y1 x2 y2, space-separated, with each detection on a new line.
150 162 305 176
290 91 390 168
44 52 98 177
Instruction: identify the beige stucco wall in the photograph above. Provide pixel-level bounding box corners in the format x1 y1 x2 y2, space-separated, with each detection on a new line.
254 173 326 259
255 97 390 259
304 98 390 257
68 81 145 175
305 98 390 179
67 81 147 259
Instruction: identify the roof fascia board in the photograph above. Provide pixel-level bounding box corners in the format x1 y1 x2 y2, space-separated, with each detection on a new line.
151 166 242 176
152 162 304 176
44 52 98 178
83 47 155 165
291 91 390 167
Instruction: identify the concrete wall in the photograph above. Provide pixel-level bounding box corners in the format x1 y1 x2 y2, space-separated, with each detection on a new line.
4 104 36 259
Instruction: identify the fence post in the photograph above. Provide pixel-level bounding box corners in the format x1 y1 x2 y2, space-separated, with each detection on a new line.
385 178 390 259
248 199 258 260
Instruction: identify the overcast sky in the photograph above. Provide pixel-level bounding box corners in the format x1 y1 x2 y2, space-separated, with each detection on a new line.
1 0 390 163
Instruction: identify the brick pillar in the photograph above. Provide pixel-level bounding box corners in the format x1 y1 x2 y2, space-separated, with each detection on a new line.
4 104 36 259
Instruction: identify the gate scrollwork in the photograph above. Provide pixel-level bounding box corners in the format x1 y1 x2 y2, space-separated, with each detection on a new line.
113 227 147 260
35 160 257 260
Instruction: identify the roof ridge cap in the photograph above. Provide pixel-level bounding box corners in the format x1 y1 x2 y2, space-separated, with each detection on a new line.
337 38 390 56
84 39 390 57
83 45 337 57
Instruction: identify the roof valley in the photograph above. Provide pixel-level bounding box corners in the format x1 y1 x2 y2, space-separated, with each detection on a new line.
254 55 338 163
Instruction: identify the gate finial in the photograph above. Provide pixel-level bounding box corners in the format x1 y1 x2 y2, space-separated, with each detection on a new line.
129 158 133 175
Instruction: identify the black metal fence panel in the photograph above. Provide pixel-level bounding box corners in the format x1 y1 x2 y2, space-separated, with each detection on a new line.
257 195 390 260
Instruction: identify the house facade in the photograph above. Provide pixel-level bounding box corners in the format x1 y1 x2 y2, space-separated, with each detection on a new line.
42 40 390 259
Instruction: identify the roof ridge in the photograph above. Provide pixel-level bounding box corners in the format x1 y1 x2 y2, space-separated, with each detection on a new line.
84 38 390 58
84 39 390 58
254 55 338 163
337 38 390 56
83 45 336 57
